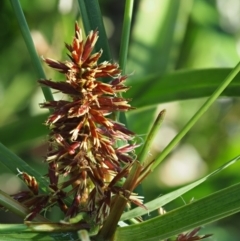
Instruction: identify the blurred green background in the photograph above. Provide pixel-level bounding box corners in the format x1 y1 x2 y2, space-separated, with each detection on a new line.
1 0 240 239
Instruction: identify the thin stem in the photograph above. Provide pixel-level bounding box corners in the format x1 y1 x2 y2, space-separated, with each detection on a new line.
118 0 134 125
119 0 134 74
116 0 134 126
152 61 240 170
10 0 53 102
138 110 166 165
0 224 30 233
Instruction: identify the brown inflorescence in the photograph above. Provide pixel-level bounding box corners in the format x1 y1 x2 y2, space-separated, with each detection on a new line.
31 22 140 223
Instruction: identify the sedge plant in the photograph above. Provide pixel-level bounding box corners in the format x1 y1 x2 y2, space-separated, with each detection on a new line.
0 1 240 241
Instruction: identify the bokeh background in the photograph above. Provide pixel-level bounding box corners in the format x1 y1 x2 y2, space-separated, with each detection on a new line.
1 0 240 240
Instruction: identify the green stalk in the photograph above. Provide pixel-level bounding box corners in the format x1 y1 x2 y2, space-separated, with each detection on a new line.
0 222 87 233
152 61 240 170
10 0 53 102
0 224 30 233
138 110 166 165
99 162 142 240
119 0 134 74
118 0 134 125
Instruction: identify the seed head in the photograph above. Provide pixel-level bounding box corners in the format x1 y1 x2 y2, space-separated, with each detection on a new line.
37 22 138 223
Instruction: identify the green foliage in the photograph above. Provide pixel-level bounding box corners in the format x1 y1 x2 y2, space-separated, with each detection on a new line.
1 0 240 240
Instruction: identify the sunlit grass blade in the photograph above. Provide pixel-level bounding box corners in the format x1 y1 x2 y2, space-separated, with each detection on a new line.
117 0 134 125
10 0 53 102
119 0 134 74
127 0 181 76
152 61 240 170
121 155 240 221
0 190 49 222
115 181 240 241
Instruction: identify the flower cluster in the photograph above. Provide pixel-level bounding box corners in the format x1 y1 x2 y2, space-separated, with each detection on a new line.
16 22 141 223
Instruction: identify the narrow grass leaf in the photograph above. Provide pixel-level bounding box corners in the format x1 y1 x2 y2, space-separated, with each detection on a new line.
0 142 49 194
116 181 240 241
127 0 181 76
138 110 166 164
119 0 134 74
152 62 240 170
126 68 240 107
0 190 49 222
121 155 240 221
10 0 53 102
77 0 91 34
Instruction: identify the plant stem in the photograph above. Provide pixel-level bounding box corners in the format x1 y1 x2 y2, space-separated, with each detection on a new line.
99 162 142 240
152 61 240 170
138 110 166 165
118 0 134 125
119 0 134 74
10 0 53 102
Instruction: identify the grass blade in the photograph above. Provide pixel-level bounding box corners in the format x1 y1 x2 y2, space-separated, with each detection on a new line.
0 190 49 222
10 0 53 102
138 110 166 164
115 181 240 241
152 61 240 170
119 0 134 74
126 68 240 107
77 0 91 34
121 155 240 221
0 142 49 193
127 0 181 76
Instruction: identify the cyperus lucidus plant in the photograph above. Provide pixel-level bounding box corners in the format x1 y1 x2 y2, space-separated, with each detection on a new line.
10 22 148 227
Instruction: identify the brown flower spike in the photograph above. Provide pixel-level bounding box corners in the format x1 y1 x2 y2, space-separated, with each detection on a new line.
37 22 141 223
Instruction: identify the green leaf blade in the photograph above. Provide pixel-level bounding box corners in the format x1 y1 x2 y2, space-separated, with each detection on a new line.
126 68 240 107
116 182 240 241
121 155 240 221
